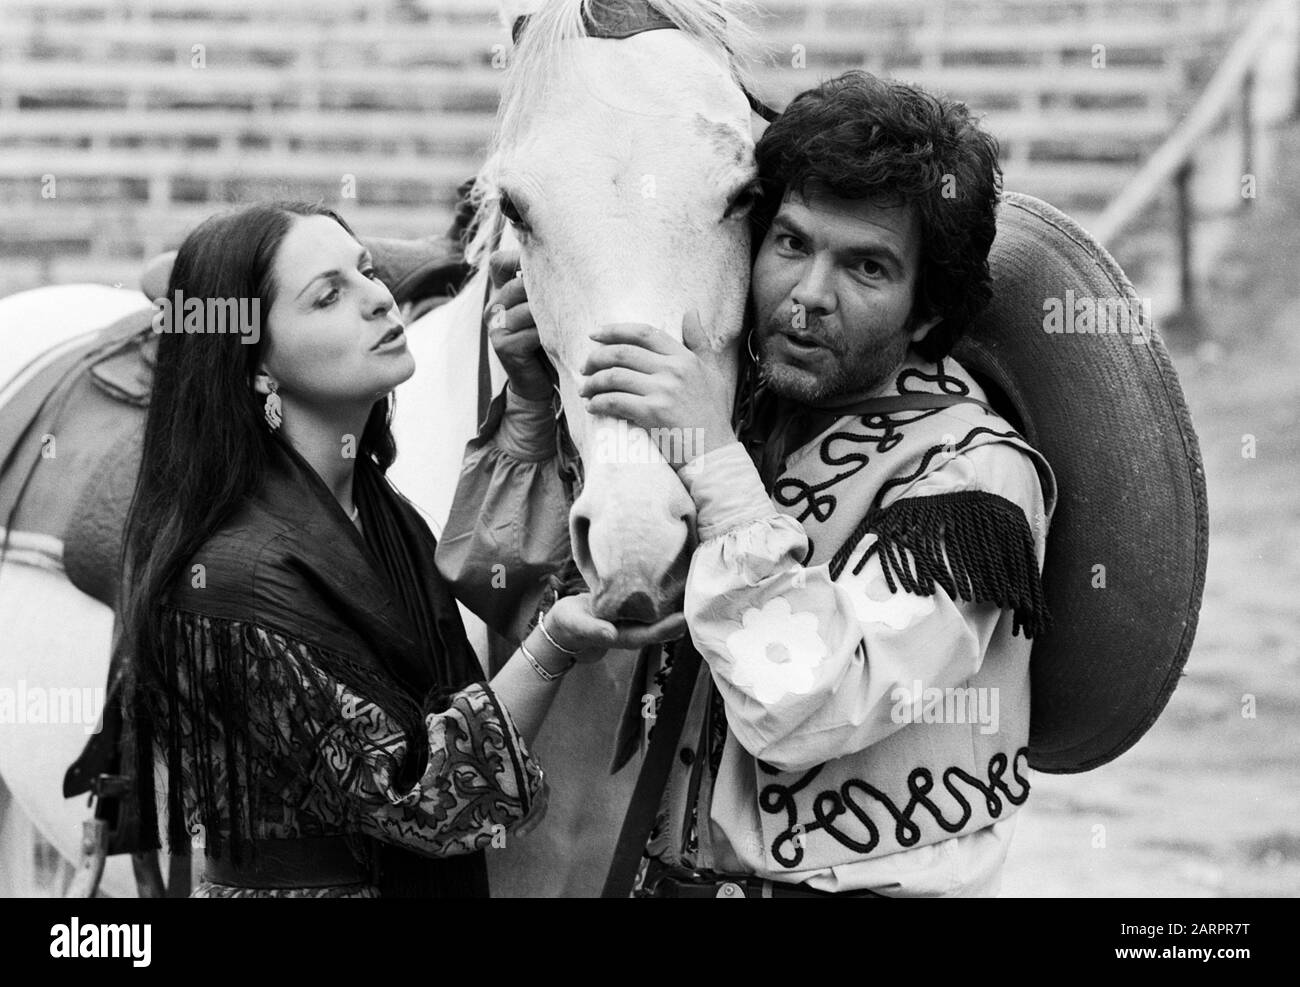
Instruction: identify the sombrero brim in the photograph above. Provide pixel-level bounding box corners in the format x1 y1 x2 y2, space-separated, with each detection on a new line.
954 192 1209 774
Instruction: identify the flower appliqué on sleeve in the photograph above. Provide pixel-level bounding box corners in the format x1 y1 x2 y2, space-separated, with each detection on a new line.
839 535 937 631
725 597 828 703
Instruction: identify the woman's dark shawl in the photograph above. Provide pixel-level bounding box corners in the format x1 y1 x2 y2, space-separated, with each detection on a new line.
131 433 489 897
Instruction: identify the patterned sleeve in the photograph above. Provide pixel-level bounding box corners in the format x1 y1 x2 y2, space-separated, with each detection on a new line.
435 384 573 644
678 441 1047 774
240 621 547 858
327 678 546 857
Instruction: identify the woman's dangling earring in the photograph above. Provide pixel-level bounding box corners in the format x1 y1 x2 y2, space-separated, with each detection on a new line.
253 374 282 432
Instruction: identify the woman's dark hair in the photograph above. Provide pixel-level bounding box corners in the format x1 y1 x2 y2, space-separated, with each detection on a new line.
120 201 395 706
750 70 1002 361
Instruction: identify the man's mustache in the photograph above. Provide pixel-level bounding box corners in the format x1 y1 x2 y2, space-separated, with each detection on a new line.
761 313 842 353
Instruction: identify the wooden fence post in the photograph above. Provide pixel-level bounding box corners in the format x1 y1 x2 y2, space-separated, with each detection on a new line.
1173 160 1199 333
1241 69 1255 208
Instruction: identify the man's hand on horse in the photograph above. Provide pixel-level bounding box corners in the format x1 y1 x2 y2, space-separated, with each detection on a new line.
486 249 554 402
579 312 735 469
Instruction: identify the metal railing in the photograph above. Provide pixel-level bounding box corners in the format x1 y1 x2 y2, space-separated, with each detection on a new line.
1090 0 1295 327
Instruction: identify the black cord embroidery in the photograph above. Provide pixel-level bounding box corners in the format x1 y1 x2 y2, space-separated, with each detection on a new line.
896 364 971 398
870 424 1024 515
771 418 902 514
759 747 1032 869
768 361 976 542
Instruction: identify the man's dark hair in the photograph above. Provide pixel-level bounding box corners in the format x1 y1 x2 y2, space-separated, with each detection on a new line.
752 70 1002 362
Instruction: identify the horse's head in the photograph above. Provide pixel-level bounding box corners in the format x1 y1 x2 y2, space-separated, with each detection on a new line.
475 0 760 622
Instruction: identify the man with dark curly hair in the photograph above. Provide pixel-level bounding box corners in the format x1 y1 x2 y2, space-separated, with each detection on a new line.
447 70 1056 897
744 69 1001 395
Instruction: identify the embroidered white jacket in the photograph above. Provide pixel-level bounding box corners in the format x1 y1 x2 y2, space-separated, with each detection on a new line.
438 355 1055 896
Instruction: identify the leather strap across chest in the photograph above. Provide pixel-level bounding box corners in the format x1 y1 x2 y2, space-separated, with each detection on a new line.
818 392 996 417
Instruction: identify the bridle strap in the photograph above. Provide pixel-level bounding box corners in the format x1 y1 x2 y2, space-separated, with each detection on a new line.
476 210 508 428
746 90 780 123
601 640 703 898
811 392 998 419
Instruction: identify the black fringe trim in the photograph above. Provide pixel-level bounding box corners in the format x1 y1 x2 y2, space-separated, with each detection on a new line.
132 608 437 869
828 491 1050 640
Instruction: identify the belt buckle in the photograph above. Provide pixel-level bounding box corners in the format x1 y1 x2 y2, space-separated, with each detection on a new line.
642 863 767 899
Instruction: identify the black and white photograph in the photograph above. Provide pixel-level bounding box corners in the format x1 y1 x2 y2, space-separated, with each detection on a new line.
0 0 1293 945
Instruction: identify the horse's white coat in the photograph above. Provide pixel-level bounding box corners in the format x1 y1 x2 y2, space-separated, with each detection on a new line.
390 262 507 669
0 284 159 897
489 23 754 619
0 284 152 406
390 263 507 535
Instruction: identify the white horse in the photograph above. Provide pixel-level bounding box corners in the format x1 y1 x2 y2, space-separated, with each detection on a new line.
0 284 157 896
0 0 763 897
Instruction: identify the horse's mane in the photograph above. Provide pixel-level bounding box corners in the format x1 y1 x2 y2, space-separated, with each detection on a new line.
464 0 767 268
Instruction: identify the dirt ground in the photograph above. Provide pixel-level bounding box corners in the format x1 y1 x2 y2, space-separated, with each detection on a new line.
1002 124 1300 898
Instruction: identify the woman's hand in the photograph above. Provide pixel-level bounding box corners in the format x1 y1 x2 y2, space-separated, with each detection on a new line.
486 249 553 402
541 593 618 663
498 594 687 745
543 593 687 663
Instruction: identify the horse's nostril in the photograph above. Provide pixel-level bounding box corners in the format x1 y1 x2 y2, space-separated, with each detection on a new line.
615 591 656 624
570 512 595 582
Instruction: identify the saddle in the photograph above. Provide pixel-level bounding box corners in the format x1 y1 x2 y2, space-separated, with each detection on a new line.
0 309 154 835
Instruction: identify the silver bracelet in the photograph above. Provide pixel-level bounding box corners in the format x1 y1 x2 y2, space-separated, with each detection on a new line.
520 640 568 683
537 610 579 656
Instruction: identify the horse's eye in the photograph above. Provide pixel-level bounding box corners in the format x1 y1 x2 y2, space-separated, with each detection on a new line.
724 181 762 220
499 192 530 232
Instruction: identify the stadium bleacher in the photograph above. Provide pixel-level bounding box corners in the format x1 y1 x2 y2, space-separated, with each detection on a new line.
0 0 1259 296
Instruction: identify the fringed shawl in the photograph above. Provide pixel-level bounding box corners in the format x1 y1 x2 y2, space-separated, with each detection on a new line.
129 433 489 897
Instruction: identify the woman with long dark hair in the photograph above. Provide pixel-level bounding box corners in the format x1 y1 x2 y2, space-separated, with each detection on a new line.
121 202 623 897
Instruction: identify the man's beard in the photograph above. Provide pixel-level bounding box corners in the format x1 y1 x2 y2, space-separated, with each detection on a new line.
755 316 911 405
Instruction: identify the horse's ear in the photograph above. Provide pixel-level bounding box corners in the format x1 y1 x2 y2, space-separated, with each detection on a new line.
497 0 545 29
141 250 177 301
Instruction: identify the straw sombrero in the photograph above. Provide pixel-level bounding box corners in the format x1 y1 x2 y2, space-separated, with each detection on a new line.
953 191 1209 773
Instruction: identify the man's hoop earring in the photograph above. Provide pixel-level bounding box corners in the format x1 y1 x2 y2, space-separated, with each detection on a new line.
253 374 282 432
745 331 760 365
